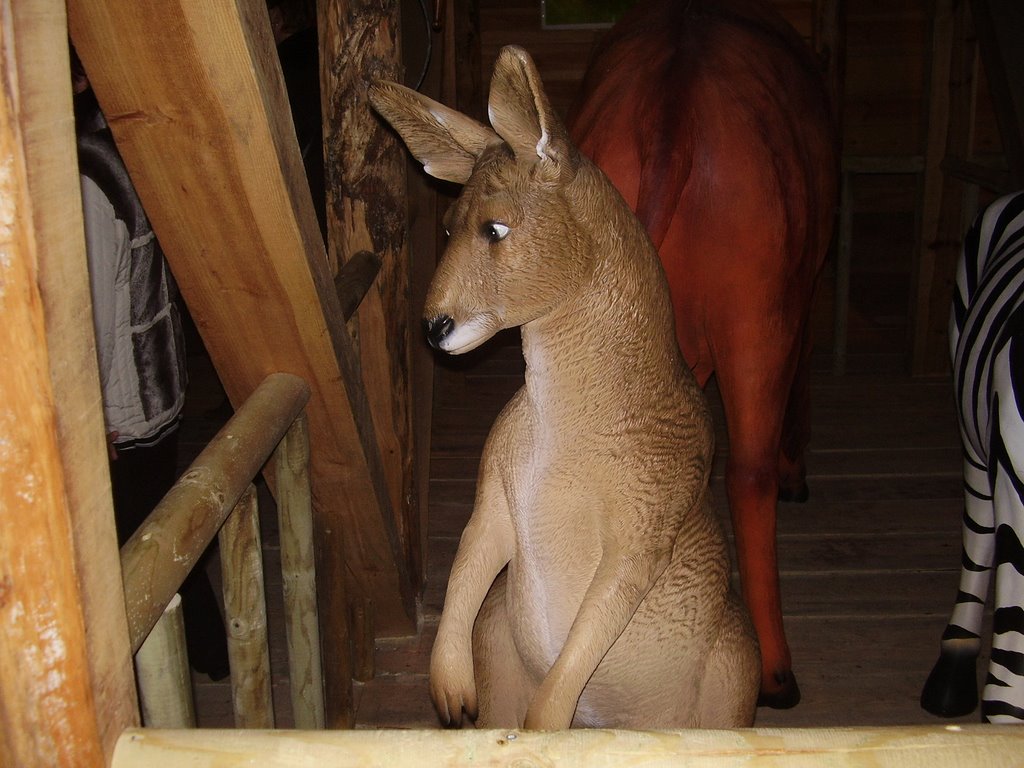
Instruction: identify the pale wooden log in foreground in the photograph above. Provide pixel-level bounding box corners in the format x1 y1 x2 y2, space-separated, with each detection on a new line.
219 484 274 729
0 3 106 763
9 0 138 761
134 595 196 729
275 414 329 729
121 373 310 653
111 725 1024 767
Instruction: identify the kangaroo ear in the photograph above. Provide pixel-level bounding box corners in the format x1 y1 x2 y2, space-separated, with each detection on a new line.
487 46 577 176
369 80 499 184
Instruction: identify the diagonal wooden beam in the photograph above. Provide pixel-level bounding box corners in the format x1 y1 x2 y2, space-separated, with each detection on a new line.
66 0 417 723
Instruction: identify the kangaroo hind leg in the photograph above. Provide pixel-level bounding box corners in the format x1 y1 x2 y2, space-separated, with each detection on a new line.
698 593 761 727
472 571 533 728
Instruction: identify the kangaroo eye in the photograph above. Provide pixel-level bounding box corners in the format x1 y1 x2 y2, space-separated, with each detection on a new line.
483 221 510 242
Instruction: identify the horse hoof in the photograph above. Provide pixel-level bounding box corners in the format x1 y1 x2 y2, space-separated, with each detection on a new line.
778 482 809 504
921 653 978 717
757 670 801 709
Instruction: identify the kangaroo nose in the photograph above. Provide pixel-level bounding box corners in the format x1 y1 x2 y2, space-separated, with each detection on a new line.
424 315 455 350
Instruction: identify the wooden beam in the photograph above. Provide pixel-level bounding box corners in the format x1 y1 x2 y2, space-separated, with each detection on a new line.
318 0 423 609
111 725 1024 767
970 0 1024 187
65 1 416 684
909 0 970 376
0 6 105 762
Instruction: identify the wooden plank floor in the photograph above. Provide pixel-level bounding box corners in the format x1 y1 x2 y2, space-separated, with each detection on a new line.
185 338 991 730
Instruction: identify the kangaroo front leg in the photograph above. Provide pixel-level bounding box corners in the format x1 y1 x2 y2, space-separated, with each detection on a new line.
431 464 515 726
524 545 670 729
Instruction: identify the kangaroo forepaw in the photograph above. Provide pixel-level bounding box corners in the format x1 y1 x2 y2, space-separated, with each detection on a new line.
921 652 978 717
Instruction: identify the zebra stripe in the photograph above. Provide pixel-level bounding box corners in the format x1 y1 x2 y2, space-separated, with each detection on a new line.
921 191 1024 724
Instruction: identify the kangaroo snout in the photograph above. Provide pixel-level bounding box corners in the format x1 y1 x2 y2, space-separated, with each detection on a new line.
424 314 455 351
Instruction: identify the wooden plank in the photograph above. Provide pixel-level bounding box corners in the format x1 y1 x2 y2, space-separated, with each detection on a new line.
65 0 416 652
111 725 1024 767
10 0 139 757
0 8 105 759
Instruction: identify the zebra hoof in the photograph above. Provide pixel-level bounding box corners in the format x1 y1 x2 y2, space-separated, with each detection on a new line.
921 653 978 717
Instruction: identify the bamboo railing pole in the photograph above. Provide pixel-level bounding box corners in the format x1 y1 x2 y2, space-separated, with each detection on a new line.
275 413 330 729
219 484 274 729
134 594 196 728
121 373 310 653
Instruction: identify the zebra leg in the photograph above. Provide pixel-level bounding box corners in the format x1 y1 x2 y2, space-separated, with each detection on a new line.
982 343 1024 723
921 456 994 717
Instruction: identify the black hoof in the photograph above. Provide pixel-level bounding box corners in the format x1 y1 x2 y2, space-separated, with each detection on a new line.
921 653 978 717
778 482 810 504
757 670 802 709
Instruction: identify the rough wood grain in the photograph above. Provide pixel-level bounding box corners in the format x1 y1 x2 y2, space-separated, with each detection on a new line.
10 0 139 758
220 485 274 729
318 0 423 624
0 10 105 759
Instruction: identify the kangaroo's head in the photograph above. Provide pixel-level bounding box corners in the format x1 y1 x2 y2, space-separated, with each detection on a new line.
370 46 587 354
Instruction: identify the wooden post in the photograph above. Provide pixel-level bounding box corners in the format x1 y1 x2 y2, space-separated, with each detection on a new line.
318 0 423 628
66 4 418 700
910 0 973 375
120 373 310 653
9 0 139 760
275 414 330 729
134 594 196 729
0 8 105 760
220 484 275 729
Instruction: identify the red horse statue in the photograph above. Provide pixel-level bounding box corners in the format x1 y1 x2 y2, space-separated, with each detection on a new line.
568 0 838 708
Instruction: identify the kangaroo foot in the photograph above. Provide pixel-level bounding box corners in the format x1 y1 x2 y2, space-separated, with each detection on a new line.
757 669 801 709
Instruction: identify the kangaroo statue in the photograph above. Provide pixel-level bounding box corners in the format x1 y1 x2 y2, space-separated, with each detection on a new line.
369 45 759 730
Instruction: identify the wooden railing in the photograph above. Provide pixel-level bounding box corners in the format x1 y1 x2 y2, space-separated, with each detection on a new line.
122 372 326 729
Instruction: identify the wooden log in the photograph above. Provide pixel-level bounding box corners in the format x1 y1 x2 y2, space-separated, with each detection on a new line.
0 5 106 764
9 0 139 759
219 484 274 729
318 0 423 620
120 373 309 653
66 0 417 666
134 594 196 728
111 725 1024 767
275 414 329 729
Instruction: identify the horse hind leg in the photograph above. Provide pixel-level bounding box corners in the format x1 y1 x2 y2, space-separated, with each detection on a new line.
777 323 813 503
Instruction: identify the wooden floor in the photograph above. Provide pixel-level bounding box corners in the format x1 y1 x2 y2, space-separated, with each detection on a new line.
185 338 990 730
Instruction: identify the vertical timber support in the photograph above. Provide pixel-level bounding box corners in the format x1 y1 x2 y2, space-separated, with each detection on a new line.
275 414 330 729
0 4 106 762
134 595 196 729
318 0 422 680
219 484 275 729
910 0 974 374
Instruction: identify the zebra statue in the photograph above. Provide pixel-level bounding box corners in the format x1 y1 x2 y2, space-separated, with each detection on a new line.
921 191 1024 723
